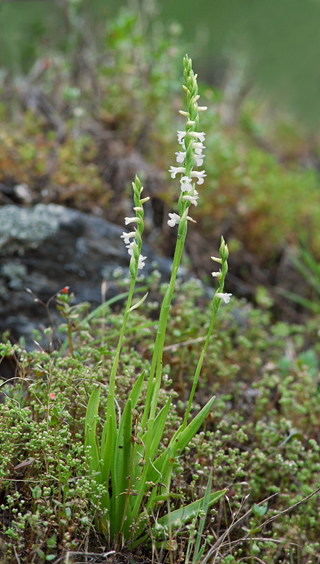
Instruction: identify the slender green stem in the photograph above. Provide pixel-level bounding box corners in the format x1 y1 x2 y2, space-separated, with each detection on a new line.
183 246 229 429
106 276 136 418
182 298 220 430
141 216 188 430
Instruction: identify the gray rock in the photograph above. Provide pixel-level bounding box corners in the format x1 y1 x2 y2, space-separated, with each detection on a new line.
0 204 176 348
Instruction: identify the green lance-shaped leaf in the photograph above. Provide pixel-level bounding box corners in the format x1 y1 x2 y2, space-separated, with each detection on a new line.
130 396 173 524
85 387 101 478
157 489 226 530
193 470 213 562
131 488 226 550
112 397 133 537
127 370 145 409
147 395 216 487
99 412 115 517
139 395 172 464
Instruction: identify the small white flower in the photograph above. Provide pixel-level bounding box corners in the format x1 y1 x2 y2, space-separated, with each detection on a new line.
187 119 196 126
194 154 204 166
211 256 222 264
120 231 136 245
212 271 222 278
168 212 181 227
180 176 193 192
138 254 147 270
189 131 206 143
193 142 206 154
73 106 85 118
197 106 208 112
190 170 207 185
183 191 199 206
177 130 186 144
216 293 232 304
169 166 186 178
124 217 139 225
175 151 186 163
126 244 147 269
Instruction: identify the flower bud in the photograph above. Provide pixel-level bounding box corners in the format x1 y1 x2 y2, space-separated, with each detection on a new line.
219 237 229 261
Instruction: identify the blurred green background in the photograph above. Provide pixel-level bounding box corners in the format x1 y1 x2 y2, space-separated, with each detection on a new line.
1 0 320 129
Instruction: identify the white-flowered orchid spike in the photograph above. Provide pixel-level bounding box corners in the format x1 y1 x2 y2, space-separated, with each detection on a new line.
212 237 231 303
122 176 148 274
168 54 207 227
144 58 207 422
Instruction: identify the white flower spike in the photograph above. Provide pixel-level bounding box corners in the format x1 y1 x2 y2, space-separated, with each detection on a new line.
122 176 147 272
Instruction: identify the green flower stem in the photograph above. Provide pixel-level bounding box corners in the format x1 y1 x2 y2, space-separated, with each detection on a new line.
106 177 146 421
183 241 229 429
141 212 188 430
133 214 188 521
106 274 137 417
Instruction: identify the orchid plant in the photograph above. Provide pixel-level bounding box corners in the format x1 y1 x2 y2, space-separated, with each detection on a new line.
85 55 231 552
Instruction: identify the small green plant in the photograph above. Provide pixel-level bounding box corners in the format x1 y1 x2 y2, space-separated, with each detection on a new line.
84 55 230 550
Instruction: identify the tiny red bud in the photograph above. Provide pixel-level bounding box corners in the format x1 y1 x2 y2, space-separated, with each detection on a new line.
62 286 69 294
